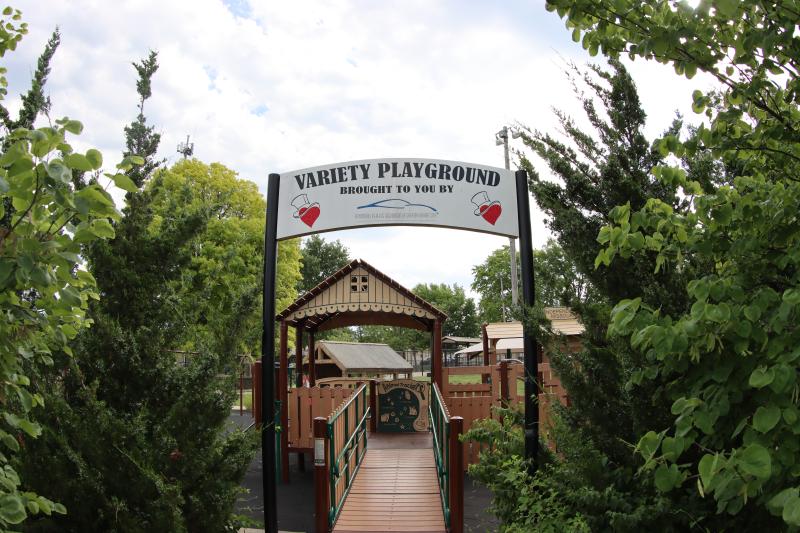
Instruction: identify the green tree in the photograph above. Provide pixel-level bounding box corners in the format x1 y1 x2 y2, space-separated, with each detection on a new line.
551 0 800 527
298 235 350 294
357 282 479 352
414 283 479 338
474 59 717 531
19 52 257 532
0 27 59 133
0 8 144 529
1 26 60 228
147 158 302 357
471 240 591 323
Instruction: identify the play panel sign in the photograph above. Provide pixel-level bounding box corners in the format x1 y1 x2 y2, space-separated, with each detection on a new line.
276 158 519 240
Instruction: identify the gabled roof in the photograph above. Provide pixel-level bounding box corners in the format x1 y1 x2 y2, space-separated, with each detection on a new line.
276 259 447 331
317 341 413 373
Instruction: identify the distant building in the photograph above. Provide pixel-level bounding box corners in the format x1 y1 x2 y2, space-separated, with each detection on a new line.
303 340 413 380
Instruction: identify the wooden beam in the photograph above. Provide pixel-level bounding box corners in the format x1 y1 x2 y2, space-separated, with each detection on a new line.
308 330 316 386
295 325 304 388
481 322 490 384
433 319 443 391
315 311 430 331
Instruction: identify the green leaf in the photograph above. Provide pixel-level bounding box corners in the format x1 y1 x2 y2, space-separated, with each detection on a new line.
89 219 115 239
0 431 19 453
85 148 103 169
749 366 775 388
64 153 93 172
63 119 83 134
784 493 800 526
768 487 799 514
698 453 719 488
637 430 662 460
715 0 738 18
45 160 71 183
753 405 781 433
654 463 681 492
0 259 14 288
110 172 138 193
0 494 27 524
661 436 684 461
0 175 8 193
738 443 771 479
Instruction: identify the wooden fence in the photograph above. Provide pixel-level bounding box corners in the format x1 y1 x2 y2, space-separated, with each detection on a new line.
288 387 353 450
441 362 526 468
313 383 369 533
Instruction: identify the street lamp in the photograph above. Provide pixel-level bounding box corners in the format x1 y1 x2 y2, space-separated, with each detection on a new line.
496 126 522 312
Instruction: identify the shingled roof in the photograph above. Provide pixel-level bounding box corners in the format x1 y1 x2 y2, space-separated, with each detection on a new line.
317 341 412 373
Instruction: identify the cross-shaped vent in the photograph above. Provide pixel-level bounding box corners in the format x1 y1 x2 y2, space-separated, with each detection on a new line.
350 275 368 293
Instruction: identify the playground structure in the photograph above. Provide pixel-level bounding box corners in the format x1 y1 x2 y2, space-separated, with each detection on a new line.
252 259 581 532
259 162 544 533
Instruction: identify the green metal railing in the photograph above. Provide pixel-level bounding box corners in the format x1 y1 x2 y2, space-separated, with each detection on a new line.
429 382 451 528
327 383 369 528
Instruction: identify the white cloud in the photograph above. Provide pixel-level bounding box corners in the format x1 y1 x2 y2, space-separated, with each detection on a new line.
7 0 712 302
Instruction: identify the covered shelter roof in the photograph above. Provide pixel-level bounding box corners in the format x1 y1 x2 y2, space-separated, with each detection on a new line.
442 336 481 345
276 259 447 332
485 308 584 340
316 341 413 373
453 342 484 356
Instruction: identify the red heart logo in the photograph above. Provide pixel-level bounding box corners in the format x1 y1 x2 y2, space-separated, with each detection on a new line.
300 204 320 227
480 202 502 225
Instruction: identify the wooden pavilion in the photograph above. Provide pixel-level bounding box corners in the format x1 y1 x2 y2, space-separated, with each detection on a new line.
274 259 448 481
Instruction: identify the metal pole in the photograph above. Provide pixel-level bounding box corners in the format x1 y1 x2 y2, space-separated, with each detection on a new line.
262 173 280 533
499 126 520 308
515 169 539 474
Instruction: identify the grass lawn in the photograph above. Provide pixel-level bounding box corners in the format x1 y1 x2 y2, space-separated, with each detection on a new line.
416 372 525 396
233 389 252 411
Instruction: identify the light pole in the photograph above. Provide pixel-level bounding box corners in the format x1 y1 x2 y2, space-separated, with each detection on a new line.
496 126 522 313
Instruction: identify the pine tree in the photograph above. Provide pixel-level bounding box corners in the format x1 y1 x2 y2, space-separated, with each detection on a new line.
0 27 60 134
20 52 257 532
514 60 728 530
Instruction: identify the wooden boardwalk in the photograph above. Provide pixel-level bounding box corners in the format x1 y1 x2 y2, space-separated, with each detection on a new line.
332 433 446 533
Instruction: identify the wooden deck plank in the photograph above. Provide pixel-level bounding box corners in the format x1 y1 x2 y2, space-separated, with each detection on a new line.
332 436 446 533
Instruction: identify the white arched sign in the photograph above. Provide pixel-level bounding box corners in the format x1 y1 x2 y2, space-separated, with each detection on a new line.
277 158 519 240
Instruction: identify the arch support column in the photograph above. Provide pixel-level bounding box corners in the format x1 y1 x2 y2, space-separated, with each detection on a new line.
279 320 290 483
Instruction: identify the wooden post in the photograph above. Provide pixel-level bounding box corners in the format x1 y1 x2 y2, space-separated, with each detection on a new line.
280 320 290 483
314 417 330 533
481 323 490 384
309 330 316 386
369 380 377 434
296 326 304 388
253 360 262 427
239 368 244 415
499 360 509 406
449 416 464 533
433 319 443 391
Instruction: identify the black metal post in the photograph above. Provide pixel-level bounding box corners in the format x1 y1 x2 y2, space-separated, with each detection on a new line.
515 169 539 474
262 173 280 533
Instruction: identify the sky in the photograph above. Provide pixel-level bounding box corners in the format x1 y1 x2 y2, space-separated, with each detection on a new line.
6 0 714 301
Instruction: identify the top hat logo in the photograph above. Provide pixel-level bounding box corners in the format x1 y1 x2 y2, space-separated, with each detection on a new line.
291 194 321 228
471 191 502 225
